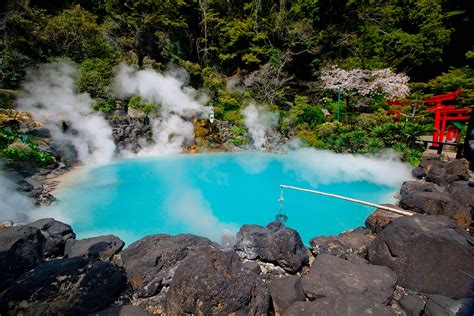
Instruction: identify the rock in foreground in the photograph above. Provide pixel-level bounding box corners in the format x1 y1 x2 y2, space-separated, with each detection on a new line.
166 249 269 315
27 218 75 258
0 226 45 290
309 228 373 263
284 294 395 316
120 233 219 312
368 214 474 299
65 234 124 261
302 254 397 303
234 222 308 274
0 257 126 315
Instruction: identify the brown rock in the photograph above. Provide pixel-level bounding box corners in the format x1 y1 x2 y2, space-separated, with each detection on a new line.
365 205 403 234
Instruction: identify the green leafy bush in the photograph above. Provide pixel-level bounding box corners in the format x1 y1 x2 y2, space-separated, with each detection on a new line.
2 140 54 167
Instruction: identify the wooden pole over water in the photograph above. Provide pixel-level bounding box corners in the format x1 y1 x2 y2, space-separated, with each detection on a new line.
280 184 414 216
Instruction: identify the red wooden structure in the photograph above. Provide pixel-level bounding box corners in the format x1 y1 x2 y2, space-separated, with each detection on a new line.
445 124 461 143
424 91 471 146
386 99 413 124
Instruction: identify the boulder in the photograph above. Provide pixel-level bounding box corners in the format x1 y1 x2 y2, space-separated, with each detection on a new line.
400 181 444 198
0 257 126 315
419 155 442 171
28 127 51 138
302 254 397 303
283 294 395 316
398 294 425 316
309 228 373 263
448 181 474 209
120 234 218 299
27 218 75 258
243 260 261 275
268 276 305 314
0 225 45 290
365 206 403 234
91 305 152 316
412 166 427 179
234 222 308 274
424 295 474 316
445 159 470 182
425 165 448 185
368 214 474 299
165 249 269 315
65 234 124 261
399 185 471 229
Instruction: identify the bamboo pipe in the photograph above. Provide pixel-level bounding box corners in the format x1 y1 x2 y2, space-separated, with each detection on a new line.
280 184 414 216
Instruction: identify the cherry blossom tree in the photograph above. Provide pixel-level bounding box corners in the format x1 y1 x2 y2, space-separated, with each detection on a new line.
321 66 410 98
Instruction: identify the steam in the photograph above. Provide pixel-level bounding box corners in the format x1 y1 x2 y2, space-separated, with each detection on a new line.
284 148 412 187
113 64 207 155
241 104 279 149
160 162 239 244
17 62 116 164
0 172 70 224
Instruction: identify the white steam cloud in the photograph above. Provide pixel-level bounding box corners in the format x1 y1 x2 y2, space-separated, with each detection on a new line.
0 172 71 224
242 104 279 149
284 148 412 187
113 63 208 155
17 62 116 164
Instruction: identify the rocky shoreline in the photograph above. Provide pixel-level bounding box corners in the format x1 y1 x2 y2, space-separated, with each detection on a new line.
1 156 474 315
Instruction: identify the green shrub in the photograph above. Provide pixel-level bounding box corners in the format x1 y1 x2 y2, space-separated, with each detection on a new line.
2 140 54 167
223 110 243 122
78 58 116 98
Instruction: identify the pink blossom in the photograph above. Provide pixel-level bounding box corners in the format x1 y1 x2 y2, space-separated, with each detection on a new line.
321 66 410 98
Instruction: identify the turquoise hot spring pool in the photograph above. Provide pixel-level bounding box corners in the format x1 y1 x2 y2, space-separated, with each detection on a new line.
55 151 407 245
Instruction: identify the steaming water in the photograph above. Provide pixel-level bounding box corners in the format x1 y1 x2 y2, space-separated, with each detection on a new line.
55 152 401 245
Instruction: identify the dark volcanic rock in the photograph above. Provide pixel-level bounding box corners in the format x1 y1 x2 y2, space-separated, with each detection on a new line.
445 159 470 182
302 254 397 303
399 182 471 228
0 225 45 290
412 166 427 179
28 127 51 138
424 295 474 316
234 222 308 274
49 140 79 165
1 257 126 315
91 305 152 316
365 206 403 234
309 228 373 263
425 165 448 185
65 234 124 261
368 214 474 299
27 218 75 258
400 181 444 198
283 294 395 316
120 234 218 299
399 294 425 316
268 276 305 314
448 181 474 209
165 249 269 315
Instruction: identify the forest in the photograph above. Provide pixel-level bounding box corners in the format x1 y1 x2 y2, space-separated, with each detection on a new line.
1 0 473 165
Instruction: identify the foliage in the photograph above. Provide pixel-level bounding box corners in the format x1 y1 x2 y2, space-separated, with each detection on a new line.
2 140 54 167
78 58 116 98
42 5 113 61
0 109 41 128
127 96 157 116
282 96 325 132
229 124 249 146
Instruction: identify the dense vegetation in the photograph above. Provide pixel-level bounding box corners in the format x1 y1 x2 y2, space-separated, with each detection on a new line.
1 0 473 166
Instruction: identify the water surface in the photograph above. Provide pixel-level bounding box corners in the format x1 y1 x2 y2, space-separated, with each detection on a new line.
55 152 401 245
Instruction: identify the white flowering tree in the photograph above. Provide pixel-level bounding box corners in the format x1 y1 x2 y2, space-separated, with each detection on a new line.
320 66 410 99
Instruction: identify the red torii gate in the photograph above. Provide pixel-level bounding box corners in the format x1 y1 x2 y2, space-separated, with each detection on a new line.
423 90 471 146
386 99 414 124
